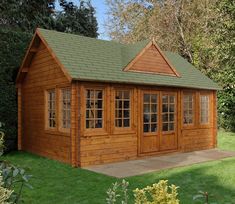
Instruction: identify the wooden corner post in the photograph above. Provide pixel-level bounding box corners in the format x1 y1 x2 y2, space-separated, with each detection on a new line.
71 82 79 167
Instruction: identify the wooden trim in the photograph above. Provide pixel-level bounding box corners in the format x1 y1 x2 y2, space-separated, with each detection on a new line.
80 84 109 136
181 91 196 129
16 32 38 84
123 40 180 77
213 91 217 148
71 82 78 167
17 84 22 150
111 86 135 134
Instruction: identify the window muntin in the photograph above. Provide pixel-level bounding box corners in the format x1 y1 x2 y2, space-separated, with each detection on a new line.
85 89 103 129
115 90 131 128
47 89 56 128
143 94 158 133
200 95 209 124
183 94 194 125
162 94 175 132
61 88 71 129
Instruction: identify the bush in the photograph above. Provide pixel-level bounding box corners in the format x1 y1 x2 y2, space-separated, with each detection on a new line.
0 171 13 204
106 180 180 204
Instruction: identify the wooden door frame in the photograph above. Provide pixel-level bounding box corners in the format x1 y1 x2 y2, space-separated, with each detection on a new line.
138 88 179 156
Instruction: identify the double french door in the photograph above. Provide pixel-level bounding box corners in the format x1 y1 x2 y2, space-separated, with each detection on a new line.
140 90 178 154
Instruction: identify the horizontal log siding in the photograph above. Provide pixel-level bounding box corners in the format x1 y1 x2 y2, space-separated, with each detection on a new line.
21 42 71 163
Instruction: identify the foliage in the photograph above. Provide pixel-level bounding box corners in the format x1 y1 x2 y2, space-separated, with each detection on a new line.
106 179 129 204
0 29 31 151
211 0 235 131
56 0 98 37
105 0 235 131
0 0 99 151
134 180 179 204
0 171 13 204
0 132 5 156
0 161 32 203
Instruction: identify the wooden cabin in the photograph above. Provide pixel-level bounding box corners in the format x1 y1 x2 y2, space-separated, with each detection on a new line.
16 28 220 167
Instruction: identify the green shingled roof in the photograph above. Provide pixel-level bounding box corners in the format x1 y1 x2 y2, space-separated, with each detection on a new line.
38 28 220 90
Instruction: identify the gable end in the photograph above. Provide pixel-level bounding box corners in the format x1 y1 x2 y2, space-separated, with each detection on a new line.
123 40 180 77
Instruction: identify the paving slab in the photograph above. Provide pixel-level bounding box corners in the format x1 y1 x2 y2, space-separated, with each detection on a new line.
83 149 235 178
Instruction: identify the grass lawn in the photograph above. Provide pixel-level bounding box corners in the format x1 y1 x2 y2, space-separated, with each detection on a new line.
2 130 235 204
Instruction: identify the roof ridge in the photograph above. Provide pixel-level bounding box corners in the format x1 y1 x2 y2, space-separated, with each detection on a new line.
37 28 151 47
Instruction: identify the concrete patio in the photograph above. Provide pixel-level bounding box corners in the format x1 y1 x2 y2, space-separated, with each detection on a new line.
84 149 235 178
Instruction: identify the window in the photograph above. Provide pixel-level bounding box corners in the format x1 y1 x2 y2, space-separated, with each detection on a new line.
115 90 131 128
61 88 71 129
86 89 103 129
183 94 194 125
162 94 175 131
47 89 56 128
200 95 209 124
143 94 158 133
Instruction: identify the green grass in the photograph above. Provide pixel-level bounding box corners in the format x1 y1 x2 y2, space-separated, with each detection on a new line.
2 130 235 204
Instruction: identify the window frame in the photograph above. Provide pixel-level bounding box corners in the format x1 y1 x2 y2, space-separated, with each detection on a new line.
82 85 108 136
199 93 210 126
142 90 160 136
112 88 134 134
161 92 177 134
45 88 57 130
59 87 71 132
182 92 195 127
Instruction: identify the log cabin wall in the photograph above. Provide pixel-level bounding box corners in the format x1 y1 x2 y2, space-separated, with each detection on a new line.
21 42 71 163
78 82 217 166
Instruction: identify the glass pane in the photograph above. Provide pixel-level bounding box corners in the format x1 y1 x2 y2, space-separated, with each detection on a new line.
116 91 122 99
162 123 168 131
124 101 130 109
169 123 174 131
169 113 174 122
144 114 150 123
116 110 122 118
97 100 102 109
144 104 150 113
151 95 157 103
170 95 175 103
96 110 102 118
144 124 150 132
151 104 157 113
144 94 150 103
124 110 129 117
116 100 122 109
96 90 103 99
162 95 168 103
162 114 168 122
115 119 122 127
162 104 168 112
86 120 94 128
169 104 174 112
151 114 157 122
124 119 130 127
95 120 102 128
151 123 157 132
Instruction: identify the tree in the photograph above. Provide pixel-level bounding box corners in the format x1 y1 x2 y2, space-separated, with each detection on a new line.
105 0 217 63
212 0 235 131
0 0 99 151
55 0 98 37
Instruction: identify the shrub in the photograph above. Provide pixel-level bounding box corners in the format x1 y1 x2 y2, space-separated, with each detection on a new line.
134 180 179 204
0 171 13 204
106 180 180 204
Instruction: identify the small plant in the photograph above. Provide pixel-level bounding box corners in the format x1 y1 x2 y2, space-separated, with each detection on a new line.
0 171 13 204
106 179 129 204
106 180 180 204
0 131 5 156
134 180 180 204
193 191 217 204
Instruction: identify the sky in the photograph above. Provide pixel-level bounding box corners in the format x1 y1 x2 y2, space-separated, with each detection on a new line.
55 0 109 40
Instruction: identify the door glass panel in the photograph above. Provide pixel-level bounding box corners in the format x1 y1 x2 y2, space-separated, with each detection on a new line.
162 94 176 132
143 93 158 133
